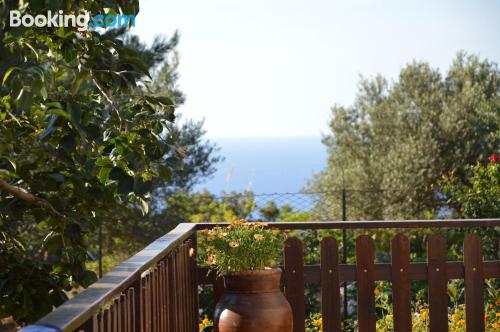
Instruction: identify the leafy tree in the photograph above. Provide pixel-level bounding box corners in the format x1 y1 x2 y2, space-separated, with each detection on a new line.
259 201 280 222
183 190 256 223
439 155 500 259
309 52 500 220
94 34 221 256
0 0 190 323
441 154 500 219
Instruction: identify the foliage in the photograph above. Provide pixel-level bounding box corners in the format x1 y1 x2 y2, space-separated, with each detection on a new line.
0 0 202 323
309 52 500 220
259 201 280 222
82 33 222 261
94 120 222 261
172 190 256 223
441 155 499 218
439 156 500 259
260 202 315 222
199 220 285 276
305 312 322 332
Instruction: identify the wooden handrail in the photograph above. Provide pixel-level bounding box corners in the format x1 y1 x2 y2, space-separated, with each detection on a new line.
194 218 500 230
36 223 197 332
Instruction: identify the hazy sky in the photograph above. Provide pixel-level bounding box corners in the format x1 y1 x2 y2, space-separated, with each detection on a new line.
133 0 500 138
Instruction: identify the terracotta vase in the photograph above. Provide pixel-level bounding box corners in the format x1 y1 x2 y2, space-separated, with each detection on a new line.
214 268 293 332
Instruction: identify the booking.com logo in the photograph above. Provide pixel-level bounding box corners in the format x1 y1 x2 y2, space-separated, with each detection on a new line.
9 10 135 31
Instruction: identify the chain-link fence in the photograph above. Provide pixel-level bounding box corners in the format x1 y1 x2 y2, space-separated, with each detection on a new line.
210 189 451 222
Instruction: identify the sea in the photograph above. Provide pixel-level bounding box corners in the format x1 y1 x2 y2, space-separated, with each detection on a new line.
194 136 328 194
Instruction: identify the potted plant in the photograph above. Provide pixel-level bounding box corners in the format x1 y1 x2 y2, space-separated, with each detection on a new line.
201 219 292 332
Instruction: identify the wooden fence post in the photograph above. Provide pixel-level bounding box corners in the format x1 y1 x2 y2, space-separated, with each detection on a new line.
391 234 411 332
321 237 341 332
356 235 375 332
464 233 485 332
284 237 305 332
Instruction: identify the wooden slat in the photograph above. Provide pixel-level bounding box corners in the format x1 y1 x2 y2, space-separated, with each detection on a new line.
183 248 188 332
284 237 306 332
159 261 166 332
115 298 121 332
213 275 224 308
103 309 111 332
97 312 103 332
119 294 126 332
172 250 180 331
167 256 175 332
189 235 198 332
181 248 187 332
320 237 341 332
126 288 134 332
140 277 146 332
184 244 191 332
464 233 485 332
94 313 104 332
112 300 118 332
145 274 151 332
131 279 140 332
356 235 375 332
427 235 448 332
179 247 185 332
391 234 411 332
153 270 158 332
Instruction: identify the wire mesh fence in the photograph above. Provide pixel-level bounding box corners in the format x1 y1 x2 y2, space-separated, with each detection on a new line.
210 189 451 222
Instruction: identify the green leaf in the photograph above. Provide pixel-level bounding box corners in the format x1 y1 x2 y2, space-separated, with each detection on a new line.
68 101 81 125
117 174 134 195
40 86 48 100
2 67 18 85
47 108 70 120
15 87 33 111
2 157 16 172
43 235 63 252
155 96 174 106
95 157 113 167
98 167 112 184
67 101 87 140
122 56 151 78
61 40 77 62
139 197 149 215
133 177 152 195
79 270 97 288
158 164 172 180
22 41 39 60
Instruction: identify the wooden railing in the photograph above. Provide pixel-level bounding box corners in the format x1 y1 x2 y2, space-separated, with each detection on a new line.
24 219 500 332
26 223 199 332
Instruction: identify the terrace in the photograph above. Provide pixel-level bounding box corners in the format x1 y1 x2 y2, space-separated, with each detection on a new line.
25 219 500 332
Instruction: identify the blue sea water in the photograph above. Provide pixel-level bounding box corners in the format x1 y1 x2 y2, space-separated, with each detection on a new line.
194 136 327 194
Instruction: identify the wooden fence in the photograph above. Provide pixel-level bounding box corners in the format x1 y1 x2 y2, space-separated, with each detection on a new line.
24 219 500 332
198 220 500 332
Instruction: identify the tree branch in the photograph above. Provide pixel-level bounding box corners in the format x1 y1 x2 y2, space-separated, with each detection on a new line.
0 180 66 219
90 70 123 125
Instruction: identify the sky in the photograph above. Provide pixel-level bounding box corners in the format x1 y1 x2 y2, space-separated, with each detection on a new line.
132 0 500 138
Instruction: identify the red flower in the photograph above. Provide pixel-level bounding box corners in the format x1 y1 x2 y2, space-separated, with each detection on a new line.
488 154 499 163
